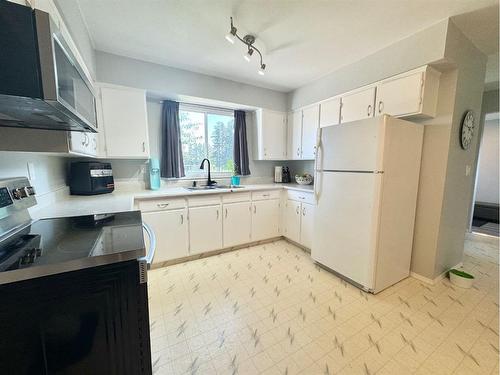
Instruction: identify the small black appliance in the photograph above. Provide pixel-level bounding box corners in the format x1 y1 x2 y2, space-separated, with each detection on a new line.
69 162 114 195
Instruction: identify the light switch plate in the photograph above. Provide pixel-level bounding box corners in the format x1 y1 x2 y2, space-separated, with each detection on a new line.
27 162 36 181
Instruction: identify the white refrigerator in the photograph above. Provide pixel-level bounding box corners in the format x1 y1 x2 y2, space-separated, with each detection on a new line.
312 115 423 293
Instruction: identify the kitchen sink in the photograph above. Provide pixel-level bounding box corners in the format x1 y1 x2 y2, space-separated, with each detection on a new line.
185 185 244 191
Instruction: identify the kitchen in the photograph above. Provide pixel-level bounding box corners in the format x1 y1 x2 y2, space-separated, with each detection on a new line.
0 0 498 374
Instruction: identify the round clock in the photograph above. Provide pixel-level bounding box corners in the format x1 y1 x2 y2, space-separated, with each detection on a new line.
460 110 475 150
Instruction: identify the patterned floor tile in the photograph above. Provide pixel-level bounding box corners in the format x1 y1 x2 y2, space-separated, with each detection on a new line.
148 236 499 374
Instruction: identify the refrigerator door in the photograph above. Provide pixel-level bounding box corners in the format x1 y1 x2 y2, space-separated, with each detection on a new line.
318 117 384 172
312 171 382 290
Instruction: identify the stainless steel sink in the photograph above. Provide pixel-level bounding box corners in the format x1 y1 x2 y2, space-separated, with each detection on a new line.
185 185 244 191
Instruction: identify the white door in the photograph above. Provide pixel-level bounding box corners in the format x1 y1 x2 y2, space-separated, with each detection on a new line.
340 87 376 124
288 110 303 160
261 110 286 159
100 86 150 158
142 209 189 264
319 117 383 171
301 105 320 159
189 205 223 254
223 201 252 247
300 203 315 249
376 72 424 117
320 97 341 128
284 199 301 243
312 172 381 289
252 199 280 241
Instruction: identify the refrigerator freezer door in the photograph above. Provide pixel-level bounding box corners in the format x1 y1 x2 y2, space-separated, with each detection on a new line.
311 171 382 290
318 117 384 172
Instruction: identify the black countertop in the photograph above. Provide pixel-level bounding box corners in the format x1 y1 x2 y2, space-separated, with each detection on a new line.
0 211 145 285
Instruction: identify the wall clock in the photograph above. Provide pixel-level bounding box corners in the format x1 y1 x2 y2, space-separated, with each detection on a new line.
460 110 475 150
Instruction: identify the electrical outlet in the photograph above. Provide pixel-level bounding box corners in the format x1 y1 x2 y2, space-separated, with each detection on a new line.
27 162 36 181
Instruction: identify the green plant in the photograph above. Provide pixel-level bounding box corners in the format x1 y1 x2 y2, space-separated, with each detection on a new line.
449 269 474 279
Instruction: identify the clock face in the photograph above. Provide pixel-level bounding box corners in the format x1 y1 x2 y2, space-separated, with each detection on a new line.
460 110 475 150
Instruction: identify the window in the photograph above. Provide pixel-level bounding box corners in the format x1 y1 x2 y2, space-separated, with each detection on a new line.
179 105 235 177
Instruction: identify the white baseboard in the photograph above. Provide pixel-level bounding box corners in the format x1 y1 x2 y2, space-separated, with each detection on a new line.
410 262 463 285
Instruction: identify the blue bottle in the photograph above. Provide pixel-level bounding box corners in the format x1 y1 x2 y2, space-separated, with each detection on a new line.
149 159 161 190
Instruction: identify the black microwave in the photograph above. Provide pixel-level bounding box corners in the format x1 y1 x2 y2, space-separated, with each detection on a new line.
69 162 114 195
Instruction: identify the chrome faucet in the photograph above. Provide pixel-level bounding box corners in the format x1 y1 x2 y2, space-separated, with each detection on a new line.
199 158 217 186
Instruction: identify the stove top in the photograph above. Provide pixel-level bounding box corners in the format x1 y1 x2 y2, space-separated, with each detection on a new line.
0 211 145 285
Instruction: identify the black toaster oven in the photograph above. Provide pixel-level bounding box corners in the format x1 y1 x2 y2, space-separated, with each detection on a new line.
69 162 114 195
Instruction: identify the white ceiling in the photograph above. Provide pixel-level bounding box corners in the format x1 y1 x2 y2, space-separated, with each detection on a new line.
73 0 499 92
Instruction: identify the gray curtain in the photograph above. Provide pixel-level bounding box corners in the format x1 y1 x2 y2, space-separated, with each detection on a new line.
233 110 251 175
161 100 185 178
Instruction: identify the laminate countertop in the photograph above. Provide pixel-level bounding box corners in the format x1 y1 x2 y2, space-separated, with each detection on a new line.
33 183 314 220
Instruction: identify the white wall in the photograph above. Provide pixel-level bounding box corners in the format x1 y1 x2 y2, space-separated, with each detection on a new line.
0 152 66 196
476 119 499 204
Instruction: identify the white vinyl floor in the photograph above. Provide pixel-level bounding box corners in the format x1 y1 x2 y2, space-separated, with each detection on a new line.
147 236 499 375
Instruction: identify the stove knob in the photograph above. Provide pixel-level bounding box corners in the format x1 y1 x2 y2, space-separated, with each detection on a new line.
35 248 42 257
12 188 23 200
20 254 31 265
25 186 36 196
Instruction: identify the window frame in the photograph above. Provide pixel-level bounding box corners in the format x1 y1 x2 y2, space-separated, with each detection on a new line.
177 103 236 179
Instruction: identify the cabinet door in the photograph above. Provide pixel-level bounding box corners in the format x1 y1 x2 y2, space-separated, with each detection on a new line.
300 203 315 249
223 201 252 247
340 87 376 124
376 72 423 117
189 205 223 254
261 110 287 160
287 110 303 160
320 97 341 127
284 200 301 243
251 199 280 241
143 209 188 263
100 86 150 158
301 105 320 159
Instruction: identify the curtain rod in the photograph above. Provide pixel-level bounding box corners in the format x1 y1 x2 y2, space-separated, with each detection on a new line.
156 100 249 113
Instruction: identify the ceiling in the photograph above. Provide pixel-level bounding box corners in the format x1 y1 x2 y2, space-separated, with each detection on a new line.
72 0 499 92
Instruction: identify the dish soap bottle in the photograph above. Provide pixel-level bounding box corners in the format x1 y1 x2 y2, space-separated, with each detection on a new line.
149 159 161 190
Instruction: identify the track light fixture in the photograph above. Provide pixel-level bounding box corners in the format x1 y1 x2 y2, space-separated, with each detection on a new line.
225 17 266 75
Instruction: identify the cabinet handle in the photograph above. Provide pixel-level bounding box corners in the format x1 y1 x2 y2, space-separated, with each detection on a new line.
254 205 256 214
378 101 384 114
157 203 169 208
262 194 270 197
216 209 219 220
296 206 299 215
225 208 228 218
303 207 306 216
142 141 146 152
313 145 317 155
296 147 300 157
180 214 184 224
367 105 372 116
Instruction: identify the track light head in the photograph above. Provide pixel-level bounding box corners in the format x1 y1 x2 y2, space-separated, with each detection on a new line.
258 64 266 75
243 48 254 62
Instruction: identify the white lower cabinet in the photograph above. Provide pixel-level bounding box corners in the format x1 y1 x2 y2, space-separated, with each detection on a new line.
142 209 188 264
223 202 252 247
188 205 223 254
300 203 315 249
283 192 315 249
251 199 281 241
284 199 301 244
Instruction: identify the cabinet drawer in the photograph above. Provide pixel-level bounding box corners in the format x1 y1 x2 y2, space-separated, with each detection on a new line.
286 190 315 205
251 190 281 201
222 192 251 203
137 198 186 212
187 195 221 207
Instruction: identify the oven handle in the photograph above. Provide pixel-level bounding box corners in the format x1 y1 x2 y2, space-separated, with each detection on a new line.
139 222 156 269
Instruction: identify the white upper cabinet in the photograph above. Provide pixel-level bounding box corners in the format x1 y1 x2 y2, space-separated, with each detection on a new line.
319 97 341 128
340 86 376 124
97 84 150 159
301 105 320 159
254 109 287 160
375 66 440 118
288 110 303 160
287 105 319 160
